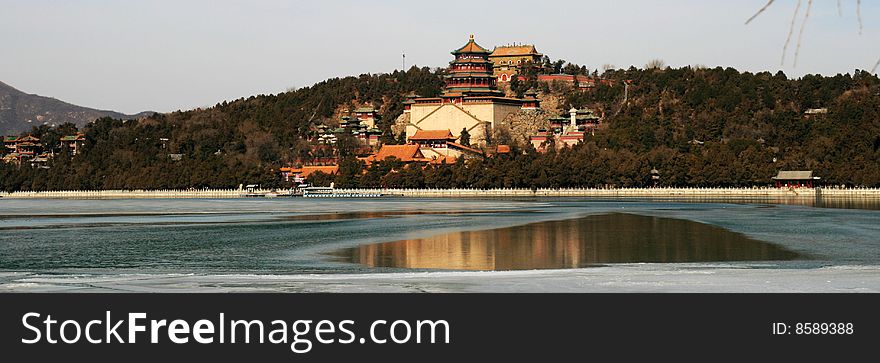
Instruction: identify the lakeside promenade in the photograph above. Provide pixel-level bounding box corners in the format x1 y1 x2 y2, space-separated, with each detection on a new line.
1 187 879 199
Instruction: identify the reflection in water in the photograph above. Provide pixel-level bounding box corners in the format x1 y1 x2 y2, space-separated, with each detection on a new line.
340 213 802 271
285 210 531 221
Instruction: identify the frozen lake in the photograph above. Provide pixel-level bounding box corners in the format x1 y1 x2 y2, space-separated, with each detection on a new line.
1 197 878 292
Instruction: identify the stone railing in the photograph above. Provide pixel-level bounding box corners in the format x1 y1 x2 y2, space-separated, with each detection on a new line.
0 189 252 199
333 187 880 198
2 187 879 199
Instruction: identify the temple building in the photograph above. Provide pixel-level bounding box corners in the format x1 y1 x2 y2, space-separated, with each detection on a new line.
16 135 42 153
521 90 540 110
405 35 540 147
568 107 601 130
314 114 382 148
489 44 543 82
341 115 382 147
365 144 429 164
2 135 43 163
353 107 379 129
409 129 456 150
60 133 86 155
3 136 17 152
402 92 420 114
530 107 602 151
408 129 483 162
772 170 820 188
529 130 552 152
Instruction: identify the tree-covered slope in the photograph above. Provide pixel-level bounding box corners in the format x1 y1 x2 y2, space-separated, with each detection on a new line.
2 65 879 191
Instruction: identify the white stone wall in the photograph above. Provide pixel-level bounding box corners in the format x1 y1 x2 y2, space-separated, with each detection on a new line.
407 102 524 145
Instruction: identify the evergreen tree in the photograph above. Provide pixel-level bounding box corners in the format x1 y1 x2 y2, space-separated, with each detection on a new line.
395 130 407 145
459 128 470 146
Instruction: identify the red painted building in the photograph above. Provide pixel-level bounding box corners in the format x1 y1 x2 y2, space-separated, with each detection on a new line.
772 171 821 188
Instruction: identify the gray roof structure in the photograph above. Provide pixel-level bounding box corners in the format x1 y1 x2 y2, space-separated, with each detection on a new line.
772 171 820 180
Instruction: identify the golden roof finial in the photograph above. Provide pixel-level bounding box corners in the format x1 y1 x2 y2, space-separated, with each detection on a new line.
469 34 474 40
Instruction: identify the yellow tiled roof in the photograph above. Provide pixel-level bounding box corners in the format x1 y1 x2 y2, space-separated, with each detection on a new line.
490 45 541 57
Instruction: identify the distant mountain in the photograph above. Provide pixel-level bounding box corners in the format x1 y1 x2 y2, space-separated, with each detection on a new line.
0 81 153 135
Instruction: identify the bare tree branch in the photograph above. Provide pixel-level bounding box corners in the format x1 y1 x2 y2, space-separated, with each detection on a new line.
748 0 872 70
857 0 863 35
745 0 775 24
781 0 803 66
793 0 813 67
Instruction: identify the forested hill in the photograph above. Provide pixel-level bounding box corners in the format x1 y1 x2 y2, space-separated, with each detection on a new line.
1 65 879 191
0 67 445 190
561 67 880 186
0 81 153 135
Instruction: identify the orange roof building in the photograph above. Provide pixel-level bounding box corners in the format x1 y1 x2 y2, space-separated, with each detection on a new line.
409 129 457 150
409 129 456 141
300 165 339 178
366 144 428 164
280 165 339 183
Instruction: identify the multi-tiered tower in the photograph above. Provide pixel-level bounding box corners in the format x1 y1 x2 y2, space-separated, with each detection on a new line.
405 35 540 146
442 35 504 101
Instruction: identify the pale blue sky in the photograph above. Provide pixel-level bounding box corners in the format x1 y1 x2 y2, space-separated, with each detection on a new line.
1 0 877 114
